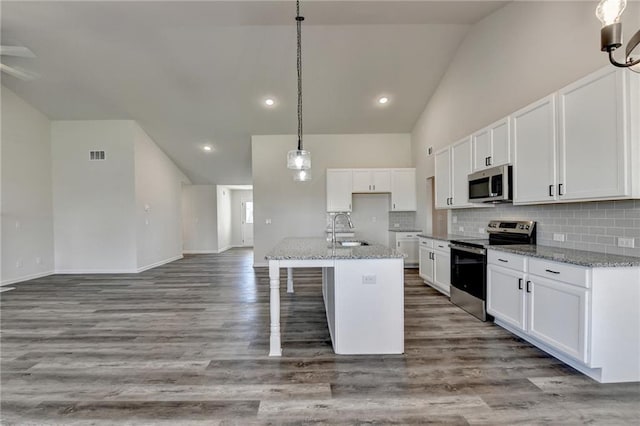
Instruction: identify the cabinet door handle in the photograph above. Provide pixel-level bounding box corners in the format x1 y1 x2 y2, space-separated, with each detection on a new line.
397 242 400 248
393 203 396 209
518 278 523 290
498 258 508 263
545 269 560 275
349 203 351 210
526 280 531 293
548 184 554 197
373 185 375 191
558 183 564 196
488 156 492 166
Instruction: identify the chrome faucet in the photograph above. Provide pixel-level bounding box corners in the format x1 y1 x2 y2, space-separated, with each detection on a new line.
332 212 354 244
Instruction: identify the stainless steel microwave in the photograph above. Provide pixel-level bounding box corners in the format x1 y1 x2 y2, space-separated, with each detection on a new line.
468 165 512 203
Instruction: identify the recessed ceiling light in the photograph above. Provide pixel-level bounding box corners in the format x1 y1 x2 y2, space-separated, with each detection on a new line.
203 145 213 152
265 98 275 106
378 97 389 105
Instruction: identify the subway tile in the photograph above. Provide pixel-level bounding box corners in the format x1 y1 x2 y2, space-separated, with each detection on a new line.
614 218 635 227
605 227 626 237
596 236 615 245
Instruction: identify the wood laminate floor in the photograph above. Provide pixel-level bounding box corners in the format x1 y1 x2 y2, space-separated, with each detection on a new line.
1 248 639 425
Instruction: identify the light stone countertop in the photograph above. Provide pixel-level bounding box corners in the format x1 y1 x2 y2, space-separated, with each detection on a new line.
265 237 404 260
417 233 466 242
388 228 423 232
489 244 640 268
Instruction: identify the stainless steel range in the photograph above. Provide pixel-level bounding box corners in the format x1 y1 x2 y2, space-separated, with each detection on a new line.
449 220 536 321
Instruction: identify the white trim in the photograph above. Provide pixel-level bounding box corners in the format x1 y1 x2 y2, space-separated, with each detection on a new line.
136 255 183 273
54 268 139 274
183 250 218 254
217 246 232 253
1 270 54 286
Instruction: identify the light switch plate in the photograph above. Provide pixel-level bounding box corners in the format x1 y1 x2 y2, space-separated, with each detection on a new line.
362 274 376 284
553 233 566 242
452 216 457 224
618 237 635 248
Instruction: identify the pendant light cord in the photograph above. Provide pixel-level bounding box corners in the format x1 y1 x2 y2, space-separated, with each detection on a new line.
296 0 304 151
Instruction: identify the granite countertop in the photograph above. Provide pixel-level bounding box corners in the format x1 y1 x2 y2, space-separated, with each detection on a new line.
489 244 640 268
265 237 404 260
389 228 423 232
417 233 466 242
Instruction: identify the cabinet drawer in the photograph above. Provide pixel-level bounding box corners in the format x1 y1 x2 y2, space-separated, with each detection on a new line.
529 258 589 288
419 238 434 248
396 232 418 240
488 250 526 271
433 240 450 252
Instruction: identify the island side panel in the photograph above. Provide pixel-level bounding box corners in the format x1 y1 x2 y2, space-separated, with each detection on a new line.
268 260 282 356
333 258 404 355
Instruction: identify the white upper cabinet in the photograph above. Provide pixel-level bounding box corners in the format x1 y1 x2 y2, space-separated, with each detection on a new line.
557 67 630 201
435 137 474 209
512 94 559 204
513 67 639 205
450 137 473 208
434 147 451 209
472 117 511 172
352 169 391 193
326 169 352 212
390 169 416 211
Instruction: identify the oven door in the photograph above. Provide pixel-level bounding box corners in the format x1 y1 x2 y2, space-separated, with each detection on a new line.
450 244 486 300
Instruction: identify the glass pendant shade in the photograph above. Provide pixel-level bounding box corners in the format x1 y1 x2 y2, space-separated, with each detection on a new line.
596 0 626 26
287 149 311 170
293 169 312 182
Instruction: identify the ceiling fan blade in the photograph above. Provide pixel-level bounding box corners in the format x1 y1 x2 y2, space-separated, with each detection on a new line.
0 46 36 58
0 63 39 81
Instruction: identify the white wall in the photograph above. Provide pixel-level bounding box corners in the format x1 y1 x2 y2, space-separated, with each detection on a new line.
51 121 137 272
182 185 218 253
134 123 189 270
251 134 412 266
1 87 54 285
230 189 253 247
217 186 232 252
410 1 640 230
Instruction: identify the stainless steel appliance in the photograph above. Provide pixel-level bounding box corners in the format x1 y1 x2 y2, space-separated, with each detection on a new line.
468 165 512 203
449 220 536 321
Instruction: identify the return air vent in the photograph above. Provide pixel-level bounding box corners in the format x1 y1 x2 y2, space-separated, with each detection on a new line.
89 150 105 161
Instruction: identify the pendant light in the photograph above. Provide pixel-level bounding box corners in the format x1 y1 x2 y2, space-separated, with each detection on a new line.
287 0 312 181
596 0 640 72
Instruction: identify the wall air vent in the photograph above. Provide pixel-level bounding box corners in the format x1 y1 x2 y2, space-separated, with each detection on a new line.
89 150 105 161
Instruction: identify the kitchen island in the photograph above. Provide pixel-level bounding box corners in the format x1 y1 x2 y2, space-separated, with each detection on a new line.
265 237 405 356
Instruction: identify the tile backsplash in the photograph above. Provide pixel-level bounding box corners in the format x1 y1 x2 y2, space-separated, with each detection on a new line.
389 211 417 230
452 200 640 257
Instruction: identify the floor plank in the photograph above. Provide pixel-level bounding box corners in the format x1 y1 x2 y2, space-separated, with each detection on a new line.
1 248 639 424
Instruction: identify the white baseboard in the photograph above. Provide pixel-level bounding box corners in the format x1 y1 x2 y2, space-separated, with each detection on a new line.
136 255 183 272
1 270 55 286
54 268 139 274
253 261 268 268
217 246 232 253
183 250 218 254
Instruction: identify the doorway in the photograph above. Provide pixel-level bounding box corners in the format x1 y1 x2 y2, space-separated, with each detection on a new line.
241 193 254 247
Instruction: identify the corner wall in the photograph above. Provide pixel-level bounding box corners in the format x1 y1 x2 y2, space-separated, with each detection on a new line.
251 134 412 266
217 186 232 252
182 185 219 254
51 121 137 273
410 1 640 231
1 87 54 285
134 123 190 271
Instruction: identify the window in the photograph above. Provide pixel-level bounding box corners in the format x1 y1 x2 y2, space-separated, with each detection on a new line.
244 201 254 224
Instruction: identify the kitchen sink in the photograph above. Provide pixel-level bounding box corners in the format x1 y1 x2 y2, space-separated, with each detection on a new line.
337 241 369 247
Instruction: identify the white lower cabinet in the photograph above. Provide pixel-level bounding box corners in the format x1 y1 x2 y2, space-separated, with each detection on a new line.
418 237 450 296
390 232 418 267
487 249 640 383
487 264 526 331
527 276 589 363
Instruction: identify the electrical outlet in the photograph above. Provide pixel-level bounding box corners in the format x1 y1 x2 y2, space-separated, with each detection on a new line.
16 259 22 269
618 237 635 248
265 218 272 224
371 216 377 222
553 233 566 242
452 216 457 224
458 226 464 232
394 223 400 228
478 227 485 234
15 221 20 230
362 274 376 284
35 257 42 265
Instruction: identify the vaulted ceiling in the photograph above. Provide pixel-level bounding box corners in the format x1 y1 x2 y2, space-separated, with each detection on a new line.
1 1 508 184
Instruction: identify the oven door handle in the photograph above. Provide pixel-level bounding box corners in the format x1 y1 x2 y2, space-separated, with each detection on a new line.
449 244 486 256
